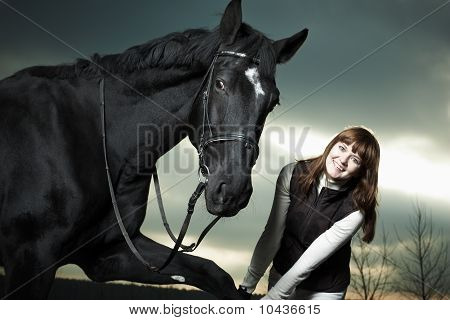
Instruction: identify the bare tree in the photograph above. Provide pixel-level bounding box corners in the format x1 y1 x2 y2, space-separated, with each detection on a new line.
350 226 392 299
393 202 449 299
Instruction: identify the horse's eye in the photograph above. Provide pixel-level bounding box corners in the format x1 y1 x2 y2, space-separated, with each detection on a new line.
215 79 225 91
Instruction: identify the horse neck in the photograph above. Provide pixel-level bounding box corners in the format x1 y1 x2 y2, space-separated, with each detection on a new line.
105 65 206 169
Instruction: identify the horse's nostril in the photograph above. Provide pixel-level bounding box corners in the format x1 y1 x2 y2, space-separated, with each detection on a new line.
218 182 226 195
215 182 229 204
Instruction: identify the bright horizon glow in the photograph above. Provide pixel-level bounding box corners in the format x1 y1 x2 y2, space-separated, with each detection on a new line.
156 127 450 204
379 136 450 202
264 129 450 203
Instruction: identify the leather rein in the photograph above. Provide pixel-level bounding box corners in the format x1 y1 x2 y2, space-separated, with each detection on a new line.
100 50 260 273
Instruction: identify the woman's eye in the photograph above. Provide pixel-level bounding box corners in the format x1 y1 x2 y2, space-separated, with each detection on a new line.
215 79 225 91
339 145 345 151
352 157 360 165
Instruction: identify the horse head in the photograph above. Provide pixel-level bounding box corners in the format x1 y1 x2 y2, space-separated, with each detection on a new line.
189 0 308 217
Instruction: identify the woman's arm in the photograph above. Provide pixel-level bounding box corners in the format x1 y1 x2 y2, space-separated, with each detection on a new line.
262 210 364 299
240 163 295 293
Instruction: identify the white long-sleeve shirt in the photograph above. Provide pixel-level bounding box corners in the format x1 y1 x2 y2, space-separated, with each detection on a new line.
241 163 364 299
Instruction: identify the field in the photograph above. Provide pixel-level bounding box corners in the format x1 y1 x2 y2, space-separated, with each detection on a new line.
0 276 216 299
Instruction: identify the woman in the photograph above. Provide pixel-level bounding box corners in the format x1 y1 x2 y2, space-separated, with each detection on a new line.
239 126 380 300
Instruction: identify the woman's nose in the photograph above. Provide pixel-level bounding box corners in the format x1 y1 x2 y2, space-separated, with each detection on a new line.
340 155 350 165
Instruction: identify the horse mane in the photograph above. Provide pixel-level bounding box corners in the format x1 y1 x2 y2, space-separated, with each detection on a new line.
15 24 276 79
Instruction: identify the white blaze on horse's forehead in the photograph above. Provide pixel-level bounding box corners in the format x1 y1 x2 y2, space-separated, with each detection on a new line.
171 275 185 283
245 67 265 98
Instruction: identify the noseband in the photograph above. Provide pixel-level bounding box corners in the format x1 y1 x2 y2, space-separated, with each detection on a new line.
100 50 260 273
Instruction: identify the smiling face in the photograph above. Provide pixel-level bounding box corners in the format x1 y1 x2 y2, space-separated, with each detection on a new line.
325 141 362 181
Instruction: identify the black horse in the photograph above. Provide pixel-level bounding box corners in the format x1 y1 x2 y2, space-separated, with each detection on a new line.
0 0 307 299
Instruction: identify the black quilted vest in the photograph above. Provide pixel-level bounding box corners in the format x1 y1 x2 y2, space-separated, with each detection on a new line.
273 161 357 292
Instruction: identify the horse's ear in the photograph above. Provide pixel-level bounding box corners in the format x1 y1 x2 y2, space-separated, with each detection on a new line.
220 0 242 45
273 28 309 64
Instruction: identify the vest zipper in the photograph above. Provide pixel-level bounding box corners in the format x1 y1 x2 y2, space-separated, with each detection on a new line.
299 186 324 243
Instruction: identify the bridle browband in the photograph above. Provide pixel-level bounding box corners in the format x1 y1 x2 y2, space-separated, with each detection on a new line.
100 50 260 273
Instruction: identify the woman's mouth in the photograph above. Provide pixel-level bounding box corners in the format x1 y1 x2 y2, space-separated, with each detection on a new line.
333 160 344 172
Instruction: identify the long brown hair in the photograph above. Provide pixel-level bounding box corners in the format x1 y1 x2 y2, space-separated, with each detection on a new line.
298 126 380 243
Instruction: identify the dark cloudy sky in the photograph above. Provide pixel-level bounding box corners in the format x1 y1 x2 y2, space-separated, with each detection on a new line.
1 0 449 292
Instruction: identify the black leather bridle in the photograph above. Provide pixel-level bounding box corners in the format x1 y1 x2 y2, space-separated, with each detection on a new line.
100 50 260 273
197 50 260 178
